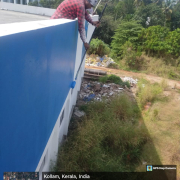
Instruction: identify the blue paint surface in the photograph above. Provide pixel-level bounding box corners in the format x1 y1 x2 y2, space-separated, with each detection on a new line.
0 21 78 175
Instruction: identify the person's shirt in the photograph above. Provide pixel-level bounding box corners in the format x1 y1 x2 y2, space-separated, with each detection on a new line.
51 0 94 44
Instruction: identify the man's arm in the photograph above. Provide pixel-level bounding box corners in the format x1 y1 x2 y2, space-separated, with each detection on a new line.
77 6 100 50
85 10 100 27
77 6 89 50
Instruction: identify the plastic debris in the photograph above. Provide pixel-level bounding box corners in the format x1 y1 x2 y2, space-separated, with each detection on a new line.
85 55 117 68
84 93 95 101
74 109 85 118
122 77 138 85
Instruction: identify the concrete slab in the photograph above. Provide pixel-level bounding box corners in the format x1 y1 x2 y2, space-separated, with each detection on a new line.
0 9 49 24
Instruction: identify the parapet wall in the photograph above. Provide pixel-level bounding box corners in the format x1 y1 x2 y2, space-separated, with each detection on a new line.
0 15 98 177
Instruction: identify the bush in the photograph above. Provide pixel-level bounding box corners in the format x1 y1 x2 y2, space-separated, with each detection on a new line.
28 1 39 6
87 38 110 57
139 26 180 59
99 74 130 88
111 21 143 59
138 25 169 57
29 0 63 8
121 41 142 70
136 79 163 108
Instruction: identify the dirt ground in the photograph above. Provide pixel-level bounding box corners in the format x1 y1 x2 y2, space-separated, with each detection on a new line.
85 65 180 90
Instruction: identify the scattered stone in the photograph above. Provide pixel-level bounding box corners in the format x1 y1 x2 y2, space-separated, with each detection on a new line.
94 83 101 92
78 76 136 103
74 108 85 118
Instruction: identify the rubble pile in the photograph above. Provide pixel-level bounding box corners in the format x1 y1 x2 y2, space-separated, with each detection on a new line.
73 77 138 118
122 76 138 86
85 55 116 67
78 80 124 103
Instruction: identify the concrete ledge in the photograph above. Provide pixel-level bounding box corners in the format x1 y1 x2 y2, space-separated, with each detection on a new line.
0 2 56 16
0 18 74 36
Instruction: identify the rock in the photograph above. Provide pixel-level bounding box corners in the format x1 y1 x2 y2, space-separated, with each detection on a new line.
94 83 101 92
74 109 85 118
103 84 110 88
123 77 138 85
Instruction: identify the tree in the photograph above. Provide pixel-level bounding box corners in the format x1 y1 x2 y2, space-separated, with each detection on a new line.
133 3 165 27
170 1 180 30
138 25 170 56
111 20 143 59
162 0 176 27
114 0 135 21
93 15 119 45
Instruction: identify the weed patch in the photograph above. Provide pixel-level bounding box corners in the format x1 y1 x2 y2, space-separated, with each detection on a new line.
136 79 163 108
99 74 130 88
54 95 149 172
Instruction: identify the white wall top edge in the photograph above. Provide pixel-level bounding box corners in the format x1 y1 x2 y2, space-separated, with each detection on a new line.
0 19 75 37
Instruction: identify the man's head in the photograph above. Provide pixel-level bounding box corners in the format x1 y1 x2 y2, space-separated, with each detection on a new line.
85 0 98 9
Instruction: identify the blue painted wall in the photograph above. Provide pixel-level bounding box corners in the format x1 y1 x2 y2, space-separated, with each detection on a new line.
0 21 78 175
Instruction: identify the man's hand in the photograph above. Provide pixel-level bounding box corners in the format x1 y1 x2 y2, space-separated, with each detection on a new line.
84 42 90 50
93 21 100 27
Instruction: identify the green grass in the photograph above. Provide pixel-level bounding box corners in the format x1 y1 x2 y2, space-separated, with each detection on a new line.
54 94 150 172
99 74 131 88
136 79 164 108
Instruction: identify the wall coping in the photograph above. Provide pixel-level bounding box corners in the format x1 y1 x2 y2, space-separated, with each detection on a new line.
0 19 75 36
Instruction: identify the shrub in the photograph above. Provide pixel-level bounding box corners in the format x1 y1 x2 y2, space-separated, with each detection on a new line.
87 38 110 57
111 21 143 59
166 28 180 58
99 74 130 88
29 0 63 8
121 41 142 70
138 25 170 57
28 1 39 6
136 79 163 108
139 26 180 59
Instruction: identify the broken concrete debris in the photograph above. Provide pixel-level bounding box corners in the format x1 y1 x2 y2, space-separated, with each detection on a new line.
73 76 137 118
78 80 125 103
122 77 138 86
74 107 85 118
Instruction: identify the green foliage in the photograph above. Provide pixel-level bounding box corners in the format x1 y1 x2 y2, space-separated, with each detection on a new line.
114 0 135 21
87 38 110 57
28 1 39 6
121 41 142 69
139 25 169 56
99 74 131 88
93 15 118 45
170 1 180 30
29 0 63 8
165 28 180 57
111 21 143 59
54 95 149 172
133 3 165 27
139 26 180 58
137 79 163 108
40 0 63 8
